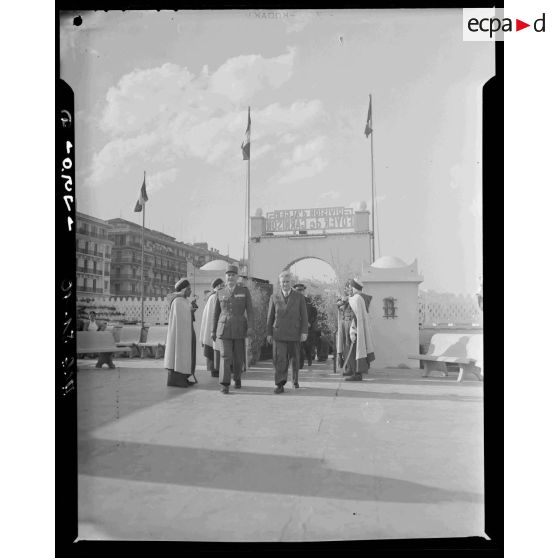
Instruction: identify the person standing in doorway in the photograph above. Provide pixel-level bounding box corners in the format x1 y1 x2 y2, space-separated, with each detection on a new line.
212 265 254 394
343 278 375 381
336 280 354 372
267 271 308 393
293 283 317 368
199 278 224 377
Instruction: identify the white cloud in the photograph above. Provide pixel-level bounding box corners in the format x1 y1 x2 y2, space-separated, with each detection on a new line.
147 168 179 194
88 132 161 185
280 133 297 144
86 50 326 190
278 157 327 184
284 11 314 33
275 136 328 183
252 144 273 159
209 48 296 103
99 63 203 136
282 136 326 166
320 190 341 201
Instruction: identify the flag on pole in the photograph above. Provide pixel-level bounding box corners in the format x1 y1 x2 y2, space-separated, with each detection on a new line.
134 172 148 212
364 95 372 138
241 107 251 160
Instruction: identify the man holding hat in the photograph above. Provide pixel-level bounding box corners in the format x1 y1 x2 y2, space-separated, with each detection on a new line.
342 278 375 381
199 277 225 377
293 283 318 368
212 264 254 394
267 271 308 393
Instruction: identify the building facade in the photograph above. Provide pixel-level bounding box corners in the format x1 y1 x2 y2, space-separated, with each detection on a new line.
107 218 235 297
76 212 113 296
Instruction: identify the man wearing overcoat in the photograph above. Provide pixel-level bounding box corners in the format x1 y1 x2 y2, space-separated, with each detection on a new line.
294 283 318 368
212 264 254 394
267 271 308 393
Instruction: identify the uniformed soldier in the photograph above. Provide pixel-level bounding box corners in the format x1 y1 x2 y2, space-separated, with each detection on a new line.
212 264 254 394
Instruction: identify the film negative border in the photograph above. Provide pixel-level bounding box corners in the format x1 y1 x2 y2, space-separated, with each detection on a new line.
57 78 78 544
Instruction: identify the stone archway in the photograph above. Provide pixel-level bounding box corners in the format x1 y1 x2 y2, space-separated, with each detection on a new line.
249 205 372 284
283 255 337 281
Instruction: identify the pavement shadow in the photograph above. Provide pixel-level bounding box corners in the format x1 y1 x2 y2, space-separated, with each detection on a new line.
79 438 483 505
77 367 195 431
191 382 482 403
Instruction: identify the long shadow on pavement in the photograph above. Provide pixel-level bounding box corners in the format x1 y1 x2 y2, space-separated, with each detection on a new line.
192 383 483 403
78 438 483 505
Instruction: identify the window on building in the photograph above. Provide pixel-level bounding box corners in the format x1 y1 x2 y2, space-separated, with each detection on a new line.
104 281 108 291
77 276 84 288
383 297 398 319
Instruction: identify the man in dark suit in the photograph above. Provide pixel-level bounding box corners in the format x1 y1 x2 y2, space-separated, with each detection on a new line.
267 271 308 393
212 264 254 394
293 283 318 368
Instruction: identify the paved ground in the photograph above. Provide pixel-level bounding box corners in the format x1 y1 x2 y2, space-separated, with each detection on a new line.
76 356 485 542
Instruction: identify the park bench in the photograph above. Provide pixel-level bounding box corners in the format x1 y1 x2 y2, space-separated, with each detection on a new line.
77 331 131 369
114 325 143 358
408 333 483 382
136 325 168 359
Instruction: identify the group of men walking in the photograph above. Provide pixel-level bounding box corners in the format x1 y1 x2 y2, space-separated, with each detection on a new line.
164 264 375 393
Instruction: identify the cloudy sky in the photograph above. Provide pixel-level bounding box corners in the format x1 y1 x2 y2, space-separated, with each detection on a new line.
60 9 493 294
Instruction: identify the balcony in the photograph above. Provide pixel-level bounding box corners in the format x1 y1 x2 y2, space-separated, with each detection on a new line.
112 272 139 279
76 228 108 240
76 247 105 258
77 287 105 294
77 267 103 275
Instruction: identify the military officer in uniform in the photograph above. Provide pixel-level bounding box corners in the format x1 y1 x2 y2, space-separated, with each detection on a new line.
212 264 254 394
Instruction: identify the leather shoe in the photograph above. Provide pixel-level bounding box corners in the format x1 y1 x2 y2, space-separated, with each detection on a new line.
345 375 362 381
293 382 300 389
274 385 284 394
221 385 229 394
234 380 241 389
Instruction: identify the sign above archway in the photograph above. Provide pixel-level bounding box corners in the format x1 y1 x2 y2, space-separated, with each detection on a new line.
250 205 371 284
265 206 354 234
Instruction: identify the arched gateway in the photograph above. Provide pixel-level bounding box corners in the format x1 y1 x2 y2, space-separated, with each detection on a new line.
249 204 372 283
248 204 424 369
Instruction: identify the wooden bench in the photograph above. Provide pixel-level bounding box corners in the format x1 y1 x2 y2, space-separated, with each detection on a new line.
136 325 168 359
114 326 143 358
408 333 483 382
77 331 131 368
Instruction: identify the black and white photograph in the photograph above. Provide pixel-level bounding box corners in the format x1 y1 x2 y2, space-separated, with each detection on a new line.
59 8 494 543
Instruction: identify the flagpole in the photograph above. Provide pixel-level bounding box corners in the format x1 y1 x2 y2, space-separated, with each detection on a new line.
369 94 376 264
244 106 251 371
141 173 145 329
247 147 251 276
246 106 251 277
